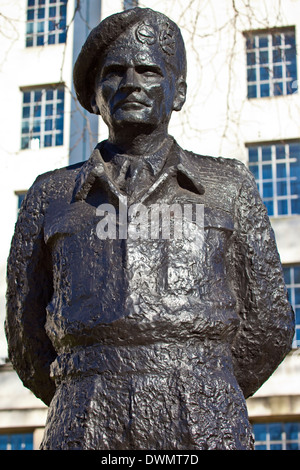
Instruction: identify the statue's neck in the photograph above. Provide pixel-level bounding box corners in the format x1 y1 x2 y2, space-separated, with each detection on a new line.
107 125 169 157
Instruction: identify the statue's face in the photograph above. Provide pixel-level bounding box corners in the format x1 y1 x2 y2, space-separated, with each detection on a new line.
92 39 184 133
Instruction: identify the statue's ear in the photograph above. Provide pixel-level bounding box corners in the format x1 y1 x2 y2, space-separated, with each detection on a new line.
173 78 187 112
90 94 100 115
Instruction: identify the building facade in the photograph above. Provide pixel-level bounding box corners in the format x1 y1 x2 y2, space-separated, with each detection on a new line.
0 0 299 450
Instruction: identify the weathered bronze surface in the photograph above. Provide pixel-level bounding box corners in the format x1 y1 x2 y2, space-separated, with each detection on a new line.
5 8 294 450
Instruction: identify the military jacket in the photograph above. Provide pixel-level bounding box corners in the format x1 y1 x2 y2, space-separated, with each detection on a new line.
5 138 294 450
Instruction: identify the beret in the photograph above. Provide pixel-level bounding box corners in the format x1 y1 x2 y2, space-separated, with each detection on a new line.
73 7 186 113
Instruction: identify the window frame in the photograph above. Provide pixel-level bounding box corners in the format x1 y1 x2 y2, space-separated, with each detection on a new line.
245 27 298 99
252 421 300 450
247 140 300 217
283 264 300 349
123 0 139 10
20 84 65 151
26 0 68 48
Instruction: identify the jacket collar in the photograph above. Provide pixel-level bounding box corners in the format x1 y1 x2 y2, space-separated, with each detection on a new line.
73 138 205 204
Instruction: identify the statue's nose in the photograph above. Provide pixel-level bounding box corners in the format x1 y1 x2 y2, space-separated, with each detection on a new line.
119 68 142 92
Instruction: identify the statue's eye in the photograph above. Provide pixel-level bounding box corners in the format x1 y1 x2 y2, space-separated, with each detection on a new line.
102 65 125 79
136 65 163 77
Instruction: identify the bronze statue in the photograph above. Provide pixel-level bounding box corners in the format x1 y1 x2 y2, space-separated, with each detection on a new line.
5 7 294 450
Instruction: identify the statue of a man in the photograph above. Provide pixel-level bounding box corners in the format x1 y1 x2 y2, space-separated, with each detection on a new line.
5 7 294 450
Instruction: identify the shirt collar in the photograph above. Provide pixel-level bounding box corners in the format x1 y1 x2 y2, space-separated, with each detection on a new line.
73 137 205 203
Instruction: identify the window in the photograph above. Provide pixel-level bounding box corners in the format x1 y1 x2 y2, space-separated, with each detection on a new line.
248 141 300 216
26 0 68 47
283 265 300 348
21 86 64 150
245 28 298 98
15 191 27 212
123 0 138 10
0 433 33 450
252 422 300 450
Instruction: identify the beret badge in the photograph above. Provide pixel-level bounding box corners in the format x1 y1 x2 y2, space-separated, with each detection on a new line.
136 21 176 56
136 22 156 45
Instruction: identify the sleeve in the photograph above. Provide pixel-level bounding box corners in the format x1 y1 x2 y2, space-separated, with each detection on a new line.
229 164 295 399
5 177 57 406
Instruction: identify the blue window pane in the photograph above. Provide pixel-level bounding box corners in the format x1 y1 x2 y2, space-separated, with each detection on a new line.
273 48 283 63
260 66 269 80
57 102 64 114
37 35 44 45
21 137 30 149
46 104 53 116
60 5 67 17
49 6 56 17
249 147 258 162
37 21 45 33
255 444 267 450
269 423 282 440
263 182 273 198
289 143 300 160
259 50 268 64
295 287 300 304
26 22 34 35
294 266 300 284
33 119 40 132
286 422 299 440
44 134 52 147
46 89 53 100
22 106 30 118
28 0 35 6
270 444 282 450
246 37 254 49
262 146 271 161
285 33 296 46
56 116 64 130
277 163 286 178
45 119 52 131
260 83 270 97
286 62 297 80
57 89 64 101
264 200 274 216
27 9 34 21
33 105 41 117
276 145 285 159
263 164 272 179
249 165 259 179
248 85 257 98
274 82 283 95
283 267 291 284
295 307 300 323
277 181 287 196
278 199 288 215
253 424 267 441
55 133 63 146
34 90 42 102
272 34 281 46
247 52 256 66
23 92 31 103
247 68 256 82
22 120 30 134
59 32 66 43
48 34 56 44
48 20 55 31
286 443 299 450
0 435 8 450
286 48 296 63
26 36 33 47
273 65 282 79
259 36 268 48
